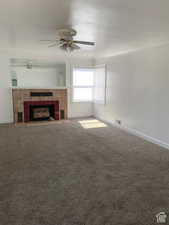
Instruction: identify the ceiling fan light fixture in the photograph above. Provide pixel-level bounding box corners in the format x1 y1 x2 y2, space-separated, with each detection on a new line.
67 46 74 52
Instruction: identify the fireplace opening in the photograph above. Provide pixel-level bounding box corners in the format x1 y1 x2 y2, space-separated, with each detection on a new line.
30 104 55 121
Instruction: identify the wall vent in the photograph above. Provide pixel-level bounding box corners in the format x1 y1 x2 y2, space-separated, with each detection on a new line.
60 110 65 119
17 112 23 122
115 120 121 125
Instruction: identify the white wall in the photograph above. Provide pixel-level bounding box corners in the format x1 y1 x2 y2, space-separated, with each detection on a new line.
94 44 169 145
0 52 13 123
12 65 66 88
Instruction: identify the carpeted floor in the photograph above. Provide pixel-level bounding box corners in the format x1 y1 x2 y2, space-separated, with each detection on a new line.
1 119 169 225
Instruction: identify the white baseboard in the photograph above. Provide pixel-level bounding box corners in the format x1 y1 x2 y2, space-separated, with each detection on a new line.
0 120 14 125
95 116 169 150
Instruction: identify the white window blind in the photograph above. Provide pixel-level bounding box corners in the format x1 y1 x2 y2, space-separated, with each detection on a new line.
72 68 94 102
94 65 106 104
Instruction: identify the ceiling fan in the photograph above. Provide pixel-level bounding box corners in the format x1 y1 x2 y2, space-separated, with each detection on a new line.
40 28 95 52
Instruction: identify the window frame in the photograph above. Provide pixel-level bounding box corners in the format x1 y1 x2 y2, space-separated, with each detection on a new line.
71 66 94 103
94 64 107 105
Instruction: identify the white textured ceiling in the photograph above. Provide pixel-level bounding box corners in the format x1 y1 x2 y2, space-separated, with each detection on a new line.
1 0 169 58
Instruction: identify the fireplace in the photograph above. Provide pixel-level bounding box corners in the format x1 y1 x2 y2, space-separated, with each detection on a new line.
12 89 67 123
30 105 55 121
24 101 59 122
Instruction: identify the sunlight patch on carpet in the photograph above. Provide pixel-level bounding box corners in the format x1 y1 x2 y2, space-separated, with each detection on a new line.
79 119 107 129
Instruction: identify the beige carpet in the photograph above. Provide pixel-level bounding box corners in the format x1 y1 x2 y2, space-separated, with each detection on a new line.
0 118 169 225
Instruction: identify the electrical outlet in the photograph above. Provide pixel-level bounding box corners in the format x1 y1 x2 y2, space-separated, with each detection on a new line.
116 120 121 125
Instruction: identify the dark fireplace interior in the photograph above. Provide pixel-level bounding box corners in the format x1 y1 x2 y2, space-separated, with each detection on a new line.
30 104 55 121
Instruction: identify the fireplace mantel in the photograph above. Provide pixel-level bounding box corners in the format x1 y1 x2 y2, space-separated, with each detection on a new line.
12 87 67 90
12 88 67 123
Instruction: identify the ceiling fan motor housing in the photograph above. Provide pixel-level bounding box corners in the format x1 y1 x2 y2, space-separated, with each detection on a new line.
57 29 77 40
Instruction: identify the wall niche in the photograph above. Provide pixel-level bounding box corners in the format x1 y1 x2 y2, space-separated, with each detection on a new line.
10 58 66 88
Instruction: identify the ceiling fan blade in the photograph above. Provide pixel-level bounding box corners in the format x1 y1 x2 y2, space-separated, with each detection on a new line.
73 40 95 46
40 40 56 42
58 42 66 48
72 43 80 50
48 43 58 47
40 38 60 42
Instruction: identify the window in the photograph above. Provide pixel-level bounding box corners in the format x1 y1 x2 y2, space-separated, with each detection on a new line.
72 68 94 102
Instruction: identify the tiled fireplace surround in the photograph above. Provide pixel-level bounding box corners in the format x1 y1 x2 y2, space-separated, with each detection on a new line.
12 89 67 123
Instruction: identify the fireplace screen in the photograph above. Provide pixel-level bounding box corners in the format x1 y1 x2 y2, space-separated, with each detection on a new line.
33 108 50 119
30 104 55 121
